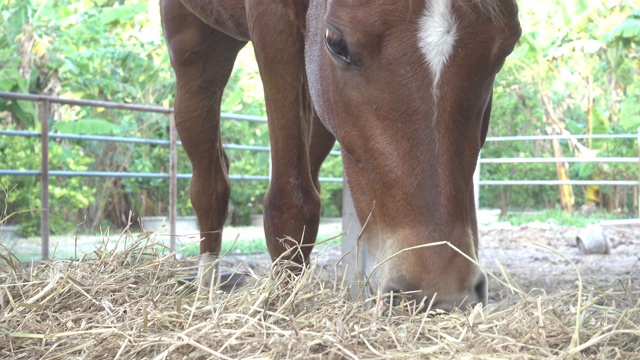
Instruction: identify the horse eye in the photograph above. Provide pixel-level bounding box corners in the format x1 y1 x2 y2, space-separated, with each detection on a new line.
325 28 354 65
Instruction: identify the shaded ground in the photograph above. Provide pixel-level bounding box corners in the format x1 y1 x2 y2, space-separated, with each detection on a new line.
4 221 638 307
218 222 640 307
479 222 639 305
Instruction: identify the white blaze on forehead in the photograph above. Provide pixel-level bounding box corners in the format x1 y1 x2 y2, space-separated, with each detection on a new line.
417 0 458 93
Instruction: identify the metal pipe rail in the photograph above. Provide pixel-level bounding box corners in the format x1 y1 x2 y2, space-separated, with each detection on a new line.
479 157 638 164
480 180 639 186
485 134 638 141
0 91 267 122
0 169 343 182
1 129 172 146
0 129 272 152
0 130 342 155
0 91 172 114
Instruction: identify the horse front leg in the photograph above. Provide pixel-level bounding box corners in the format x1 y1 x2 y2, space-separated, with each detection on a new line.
247 3 321 269
161 0 246 287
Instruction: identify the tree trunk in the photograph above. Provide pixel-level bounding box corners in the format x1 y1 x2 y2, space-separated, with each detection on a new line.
549 133 574 214
498 186 512 217
542 94 574 214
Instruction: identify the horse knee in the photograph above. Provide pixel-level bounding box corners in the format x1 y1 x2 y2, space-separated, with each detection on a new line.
266 182 321 219
190 173 230 219
263 184 321 265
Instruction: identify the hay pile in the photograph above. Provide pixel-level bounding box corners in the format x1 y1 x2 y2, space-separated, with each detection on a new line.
1 231 638 359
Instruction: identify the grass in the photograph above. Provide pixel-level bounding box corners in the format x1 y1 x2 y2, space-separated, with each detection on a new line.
501 207 629 227
1 223 344 262
181 224 344 257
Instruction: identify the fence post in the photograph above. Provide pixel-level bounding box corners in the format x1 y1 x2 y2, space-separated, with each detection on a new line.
169 112 177 252
40 100 50 260
474 151 481 211
341 181 365 299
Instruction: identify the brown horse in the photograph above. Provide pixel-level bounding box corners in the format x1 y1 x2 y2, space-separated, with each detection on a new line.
161 0 521 311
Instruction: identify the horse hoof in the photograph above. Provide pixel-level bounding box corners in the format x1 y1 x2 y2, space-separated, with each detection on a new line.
177 270 249 293
576 224 609 255
177 275 198 287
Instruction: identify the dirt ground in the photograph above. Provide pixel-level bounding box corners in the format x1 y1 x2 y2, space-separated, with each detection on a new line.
218 222 640 307
478 221 639 305
6 220 638 308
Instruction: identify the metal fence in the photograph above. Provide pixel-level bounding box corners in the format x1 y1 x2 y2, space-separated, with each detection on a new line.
480 133 639 186
474 133 640 216
1 92 639 259
0 91 343 258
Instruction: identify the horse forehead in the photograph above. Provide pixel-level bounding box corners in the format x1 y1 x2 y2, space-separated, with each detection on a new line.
325 0 512 22
417 0 458 91
325 0 425 25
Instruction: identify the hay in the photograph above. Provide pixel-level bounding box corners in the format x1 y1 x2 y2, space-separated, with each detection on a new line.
1 229 639 359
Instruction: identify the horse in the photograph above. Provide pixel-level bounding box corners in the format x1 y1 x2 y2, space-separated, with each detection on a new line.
160 0 521 311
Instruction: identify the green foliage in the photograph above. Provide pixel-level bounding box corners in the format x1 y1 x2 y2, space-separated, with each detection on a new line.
0 22 36 127
502 207 623 227
1 0 177 232
482 0 640 214
607 10 640 43
0 132 96 235
619 85 640 131
51 118 120 134
317 156 343 218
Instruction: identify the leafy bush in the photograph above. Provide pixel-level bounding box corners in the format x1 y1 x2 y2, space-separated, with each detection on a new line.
480 1 640 215
0 132 95 235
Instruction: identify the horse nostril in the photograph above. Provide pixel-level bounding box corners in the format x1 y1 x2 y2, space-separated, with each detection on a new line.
474 274 488 305
383 288 404 307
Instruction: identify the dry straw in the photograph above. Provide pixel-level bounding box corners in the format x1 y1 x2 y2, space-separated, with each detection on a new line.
1 226 639 359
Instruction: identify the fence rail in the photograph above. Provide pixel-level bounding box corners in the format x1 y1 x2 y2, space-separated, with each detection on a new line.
0 91 281 258
0 129 341 155
1 92 639 259
0 169 342 182
480 180 639 186
485 134 638 141
479 157 638 164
